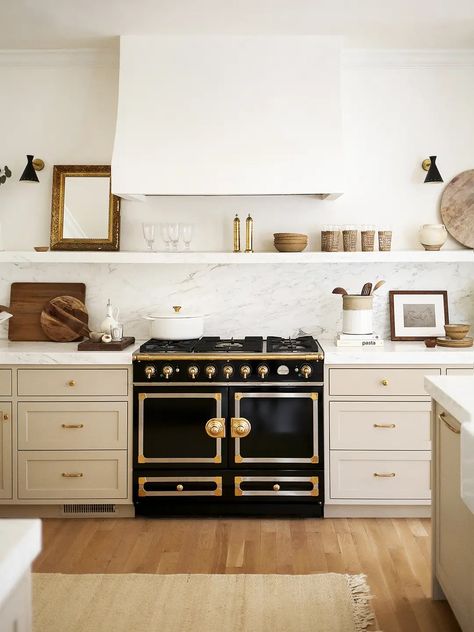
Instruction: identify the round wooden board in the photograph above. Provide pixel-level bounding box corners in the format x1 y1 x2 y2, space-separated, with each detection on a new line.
40 295 89 342
440 169 474 248
436 336 473 348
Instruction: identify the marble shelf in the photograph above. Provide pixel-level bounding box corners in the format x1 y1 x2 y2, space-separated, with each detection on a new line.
0 250 472 264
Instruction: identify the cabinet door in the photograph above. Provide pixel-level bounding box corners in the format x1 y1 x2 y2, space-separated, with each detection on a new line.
0 403 12 499
435 406 474 628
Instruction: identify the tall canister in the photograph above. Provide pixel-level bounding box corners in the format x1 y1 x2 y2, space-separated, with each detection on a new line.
342 295 374 334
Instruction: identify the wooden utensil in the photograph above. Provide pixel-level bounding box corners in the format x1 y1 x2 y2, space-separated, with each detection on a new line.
332 287 348 296
7 282 86 341
40 296 89 342
441 169 474 248
372 280 386 294
361 283 372 296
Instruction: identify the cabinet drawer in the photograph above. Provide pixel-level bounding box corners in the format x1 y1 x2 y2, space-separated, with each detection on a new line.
0 369 12 396
18 402 128 450
235 475 319 497
330 450 431 500
446 368 474 376
18 369 128 397
329 401 431 450
138 476 222 497
18 450 127 499
329 368 441 396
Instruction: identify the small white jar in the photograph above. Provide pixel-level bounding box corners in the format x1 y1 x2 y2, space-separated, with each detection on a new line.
419 224 447 251
342 295 374 335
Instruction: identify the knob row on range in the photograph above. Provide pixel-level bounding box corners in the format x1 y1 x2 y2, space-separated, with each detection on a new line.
144 363 312 380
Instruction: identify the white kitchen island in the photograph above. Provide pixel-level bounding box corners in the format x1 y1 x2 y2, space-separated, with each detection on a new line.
0 519 41 632
425 376 474 632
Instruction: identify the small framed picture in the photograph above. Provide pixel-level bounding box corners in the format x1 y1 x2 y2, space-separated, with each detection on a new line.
389 290 449 341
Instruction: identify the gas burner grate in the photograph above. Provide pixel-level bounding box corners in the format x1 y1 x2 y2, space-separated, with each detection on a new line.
267 336 319 353
139 339 199 353
194 336 264 353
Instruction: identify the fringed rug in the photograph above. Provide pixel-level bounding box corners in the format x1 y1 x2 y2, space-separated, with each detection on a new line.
33 572 376 632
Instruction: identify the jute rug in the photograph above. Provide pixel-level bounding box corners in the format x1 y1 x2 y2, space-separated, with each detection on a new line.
33 572 376 632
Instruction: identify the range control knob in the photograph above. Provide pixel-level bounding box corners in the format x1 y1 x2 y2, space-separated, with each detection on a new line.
188 365 199 380
223 365 234 380
162 365 173 380
257 365 269 379
240 365 251 380
301 364 312 379
205 365 216 379
144 365 156 380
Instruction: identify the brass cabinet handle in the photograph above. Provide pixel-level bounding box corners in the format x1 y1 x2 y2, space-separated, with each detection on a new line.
62 472 84 478
61 423 84 429
373 472 396 478
373 423 396 429
67 380 76 387
3 413 8 421
273 484 281 492
231 417 251 438
439 412 461 435
381 379 389 386
205 418 225 438
176 484 184 492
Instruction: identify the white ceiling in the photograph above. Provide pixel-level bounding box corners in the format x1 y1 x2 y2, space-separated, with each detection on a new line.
2 0 474 50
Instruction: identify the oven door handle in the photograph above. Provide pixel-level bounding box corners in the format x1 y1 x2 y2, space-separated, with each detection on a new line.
205 418 226 438
231 417 252 438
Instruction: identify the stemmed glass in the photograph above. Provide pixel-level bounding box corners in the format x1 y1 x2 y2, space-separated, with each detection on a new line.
182 223 194 251
167 223 181 251
159 223 171 251
142 223 155 251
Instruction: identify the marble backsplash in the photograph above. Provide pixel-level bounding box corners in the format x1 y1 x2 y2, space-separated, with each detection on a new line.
0 262 472 341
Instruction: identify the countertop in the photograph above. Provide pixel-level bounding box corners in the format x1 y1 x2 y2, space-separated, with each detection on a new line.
0 519 41 605
0 339 472 365
425 376 474 514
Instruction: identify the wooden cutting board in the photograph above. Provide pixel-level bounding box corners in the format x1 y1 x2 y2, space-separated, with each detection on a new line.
8 283 86 341
77 337 136 351
441 169 474 248
41 296 89 342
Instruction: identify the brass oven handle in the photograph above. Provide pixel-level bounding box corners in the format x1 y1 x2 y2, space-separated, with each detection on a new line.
231 417 251 438
62 472 84 478
373 472 396 478
205 418 226 438
373 423 396 429
439 412 461 435
62 423 84 429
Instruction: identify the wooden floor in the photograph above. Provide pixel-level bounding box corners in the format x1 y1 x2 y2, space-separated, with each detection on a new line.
34 517 460 632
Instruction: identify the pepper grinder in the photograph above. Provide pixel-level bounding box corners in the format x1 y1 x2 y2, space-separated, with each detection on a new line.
245 213 254 253
233 214 241 252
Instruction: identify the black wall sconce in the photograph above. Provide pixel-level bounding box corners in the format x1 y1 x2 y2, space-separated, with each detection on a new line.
422 156 443 183
0 165 12 186
19 154 45 183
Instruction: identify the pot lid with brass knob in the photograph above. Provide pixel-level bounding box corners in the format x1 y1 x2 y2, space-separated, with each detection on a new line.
144 305 204 320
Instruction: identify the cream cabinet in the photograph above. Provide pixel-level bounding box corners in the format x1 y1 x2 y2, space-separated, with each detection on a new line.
0 403 12 499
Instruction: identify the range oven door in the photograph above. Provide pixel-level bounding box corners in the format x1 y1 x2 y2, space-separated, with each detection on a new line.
229 386 322 467
135 387 227 467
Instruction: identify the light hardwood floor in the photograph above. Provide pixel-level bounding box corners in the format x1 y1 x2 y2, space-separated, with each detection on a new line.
34 517 460 632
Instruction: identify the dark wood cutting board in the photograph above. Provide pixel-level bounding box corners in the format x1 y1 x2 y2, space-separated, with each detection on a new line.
77 337 136 351
8 283 86 341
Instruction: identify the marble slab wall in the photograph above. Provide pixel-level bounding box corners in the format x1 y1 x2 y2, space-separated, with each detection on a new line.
0 262 472 340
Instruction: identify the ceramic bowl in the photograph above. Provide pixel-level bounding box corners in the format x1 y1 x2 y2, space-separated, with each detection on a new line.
444 324 470 340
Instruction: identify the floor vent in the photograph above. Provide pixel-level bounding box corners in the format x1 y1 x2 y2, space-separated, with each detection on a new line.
62 504 117 515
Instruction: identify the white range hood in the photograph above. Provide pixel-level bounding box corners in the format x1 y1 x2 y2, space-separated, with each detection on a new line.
112 35 343 199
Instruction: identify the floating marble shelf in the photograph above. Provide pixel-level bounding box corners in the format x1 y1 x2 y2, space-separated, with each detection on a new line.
0 250 472 264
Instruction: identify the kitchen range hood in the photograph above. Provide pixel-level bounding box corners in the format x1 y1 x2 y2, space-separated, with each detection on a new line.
112 35 343 199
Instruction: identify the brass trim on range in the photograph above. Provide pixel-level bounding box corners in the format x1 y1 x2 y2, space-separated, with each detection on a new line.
133 353 324 362
133 381 324 388
232 392 319 464
138 476 223 497
138 392 224 464
234 476 319 497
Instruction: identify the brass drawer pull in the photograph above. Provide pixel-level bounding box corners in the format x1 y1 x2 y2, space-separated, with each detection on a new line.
373 423 396 429
273 484 281 492
62 472 84 478
176 484 184 492
381 379 389 386
373 472 396 478
3 413 8 421
439 412 460 435
61 423 84 429
67 380 76 387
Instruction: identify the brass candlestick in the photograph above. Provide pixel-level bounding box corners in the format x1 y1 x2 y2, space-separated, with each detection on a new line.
245 213 253 253
233 214 241 252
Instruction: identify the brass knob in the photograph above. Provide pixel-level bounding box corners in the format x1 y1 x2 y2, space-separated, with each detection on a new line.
205 365 216 379
3 414 8 421
301 364 312 379
236 425 247 435
257 365 269 379
188 365 199 379
176 484 184 491
67 380 76 387
162 365 173 379
223 365 234 379
205 418 225 438
231 417 251 438
273 484 281 492
173 306 182 313
145 366 156 380
240 365 251 380
381 379 389 386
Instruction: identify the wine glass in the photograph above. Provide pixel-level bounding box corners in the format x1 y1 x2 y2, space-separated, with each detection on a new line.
159 223 171 251
142 223 155 251
167 223 181 251
182 223 194 251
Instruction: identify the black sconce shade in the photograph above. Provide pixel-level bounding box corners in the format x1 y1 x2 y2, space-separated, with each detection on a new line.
20 155 40 182
423 155 443 183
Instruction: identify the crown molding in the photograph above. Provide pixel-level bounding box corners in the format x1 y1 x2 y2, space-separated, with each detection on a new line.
343 49 474 68
0 48 117 67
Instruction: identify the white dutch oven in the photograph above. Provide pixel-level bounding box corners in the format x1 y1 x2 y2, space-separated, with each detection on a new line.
143 305 205 340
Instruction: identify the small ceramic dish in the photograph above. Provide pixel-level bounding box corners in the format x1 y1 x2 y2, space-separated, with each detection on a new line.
444 324 470 340
34 246 49 252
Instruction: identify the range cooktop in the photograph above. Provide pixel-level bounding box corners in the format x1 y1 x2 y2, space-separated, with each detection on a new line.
138 336 322 356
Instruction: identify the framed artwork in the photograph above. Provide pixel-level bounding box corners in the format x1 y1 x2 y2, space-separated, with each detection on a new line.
389 290 449 341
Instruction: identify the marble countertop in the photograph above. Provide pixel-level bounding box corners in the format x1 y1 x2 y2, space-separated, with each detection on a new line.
425 376 474 514
0 340 140 364
0 519 41 605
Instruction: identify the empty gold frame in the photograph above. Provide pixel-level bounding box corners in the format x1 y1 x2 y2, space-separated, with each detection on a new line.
50 165 120 251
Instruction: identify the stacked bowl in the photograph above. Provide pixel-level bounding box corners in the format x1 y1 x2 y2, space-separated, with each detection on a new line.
273 233 308 252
